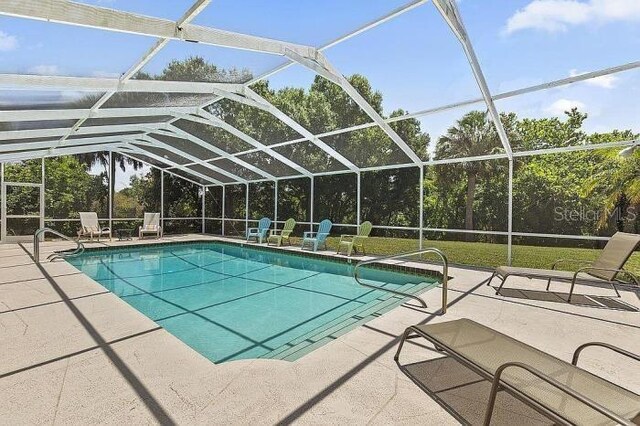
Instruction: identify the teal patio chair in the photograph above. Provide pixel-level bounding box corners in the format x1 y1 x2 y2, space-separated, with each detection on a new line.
246 217 271 243
301 219 333 251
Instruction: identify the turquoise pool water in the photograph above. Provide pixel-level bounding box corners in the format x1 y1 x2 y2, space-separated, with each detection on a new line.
69 242 437 363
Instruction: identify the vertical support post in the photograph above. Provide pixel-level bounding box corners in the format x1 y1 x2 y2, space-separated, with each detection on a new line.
507 159 514 266
245 183 249 234
201 185 206 234
160 169 164 231
419 165 424 250
221 185 226 236
108 151 113 232
309 176 314 232
274 180 278 229
0 162 4 242
356 171 361 229
40 158 45 232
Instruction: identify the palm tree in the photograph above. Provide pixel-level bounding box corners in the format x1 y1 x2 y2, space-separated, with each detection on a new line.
76 152 142 214
583 148 640 232
435 111 503 233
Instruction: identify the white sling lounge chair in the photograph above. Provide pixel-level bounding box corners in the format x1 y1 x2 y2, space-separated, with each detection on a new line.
78 212 111 241
489 232 640 302
139 212 162 239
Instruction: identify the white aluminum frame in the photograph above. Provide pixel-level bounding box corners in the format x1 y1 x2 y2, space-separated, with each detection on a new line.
0 0 635 262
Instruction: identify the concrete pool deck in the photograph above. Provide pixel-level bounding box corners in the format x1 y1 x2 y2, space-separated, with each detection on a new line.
1 234 639 424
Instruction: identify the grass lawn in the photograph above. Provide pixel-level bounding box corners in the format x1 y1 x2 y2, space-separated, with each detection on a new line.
289 236 640 276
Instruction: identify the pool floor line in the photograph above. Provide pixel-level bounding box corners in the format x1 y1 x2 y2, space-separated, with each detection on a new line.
98 259 279 353
167 250 392 306
83 255 239 282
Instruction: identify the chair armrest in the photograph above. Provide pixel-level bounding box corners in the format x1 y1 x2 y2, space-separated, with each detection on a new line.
270 229 283 236
247 227 258 233
551 259 592 270
339 235 354 243
572 342 640 366
303 231 316 238
486 362 633 426
573 266 630 281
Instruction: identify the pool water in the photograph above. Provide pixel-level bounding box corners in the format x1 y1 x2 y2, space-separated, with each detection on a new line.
69 242 437 363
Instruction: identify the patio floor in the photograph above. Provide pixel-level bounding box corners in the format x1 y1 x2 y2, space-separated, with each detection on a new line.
1 235 638 425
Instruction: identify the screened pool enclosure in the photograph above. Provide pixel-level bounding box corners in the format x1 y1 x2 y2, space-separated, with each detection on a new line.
0 0 638 268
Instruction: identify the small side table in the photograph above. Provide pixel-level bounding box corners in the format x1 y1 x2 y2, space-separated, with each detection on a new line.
116 229 134 241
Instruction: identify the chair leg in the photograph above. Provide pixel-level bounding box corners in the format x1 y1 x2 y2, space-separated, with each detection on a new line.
610 282 621 298
393 327 415 362
495 275 508 295
568 277 578 303
487 272 497 286
483 376 503 426
546 278 552 291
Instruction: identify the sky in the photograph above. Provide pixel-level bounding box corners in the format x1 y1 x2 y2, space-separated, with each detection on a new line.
1 0 639 189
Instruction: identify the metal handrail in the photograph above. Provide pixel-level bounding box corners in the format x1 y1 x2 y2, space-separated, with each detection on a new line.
33 227 85 264
353 248 449 313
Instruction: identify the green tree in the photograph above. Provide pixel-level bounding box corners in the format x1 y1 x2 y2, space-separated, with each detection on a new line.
434 111 503 233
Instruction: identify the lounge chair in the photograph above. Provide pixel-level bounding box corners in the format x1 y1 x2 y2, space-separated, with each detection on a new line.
489 232 640 302
395 318 640 426
246 217 271 243
336 221 372 256
301 219 332 251
77 212 111 241
139 212 162 239
268 218 296 247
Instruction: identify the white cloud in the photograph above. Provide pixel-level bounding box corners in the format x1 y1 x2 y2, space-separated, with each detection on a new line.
28 65 60 75
0 30 18 51
544 98 586 115
569 69 618 88
505 0 640 34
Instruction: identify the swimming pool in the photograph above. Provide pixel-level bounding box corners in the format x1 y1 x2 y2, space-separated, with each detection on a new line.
69 242 438 363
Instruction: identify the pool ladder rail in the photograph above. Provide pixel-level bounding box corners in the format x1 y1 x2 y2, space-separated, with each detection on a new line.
34 227 85 264
353 248 449 314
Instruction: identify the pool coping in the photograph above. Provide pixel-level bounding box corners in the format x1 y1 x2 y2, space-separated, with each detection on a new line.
76 237 447 281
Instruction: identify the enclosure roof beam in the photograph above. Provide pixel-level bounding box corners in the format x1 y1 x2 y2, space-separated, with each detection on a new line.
0 122 164 141
243 88 360 172
187 110 314 178
0 73 244 93
116 149 209 188
0 142 126 162
138 133 248 183
0 106 199 122
197 0 429 109
164 125 276 181
286 48 423 166
124 144 219 185
432 0 513 159
0 135 135 153
53 0 213 155
0 0 316 57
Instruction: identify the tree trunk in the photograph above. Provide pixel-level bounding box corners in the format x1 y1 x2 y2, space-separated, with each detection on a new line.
465 172 477 240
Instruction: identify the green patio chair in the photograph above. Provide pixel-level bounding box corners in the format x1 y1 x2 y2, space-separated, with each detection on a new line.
336 221 372 256
267 218 296 247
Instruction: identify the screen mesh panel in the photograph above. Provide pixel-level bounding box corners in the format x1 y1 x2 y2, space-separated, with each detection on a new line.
172 119 254 153
273 140 349 173
208 158 263 181
236 151 298 177
321 126 412 167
